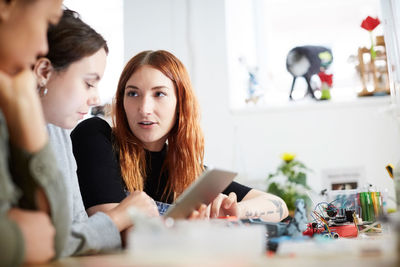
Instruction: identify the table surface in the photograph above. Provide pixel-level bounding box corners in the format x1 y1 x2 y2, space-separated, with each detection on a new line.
26 214 400 267
29 251 398 267
29 234 399 267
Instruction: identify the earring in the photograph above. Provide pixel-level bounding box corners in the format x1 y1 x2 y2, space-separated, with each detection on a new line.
38 85 48 97
42 87 48 96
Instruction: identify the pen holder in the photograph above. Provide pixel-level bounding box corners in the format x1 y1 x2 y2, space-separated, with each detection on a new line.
394 167 400 210
357 191 383 223
393 166 400 265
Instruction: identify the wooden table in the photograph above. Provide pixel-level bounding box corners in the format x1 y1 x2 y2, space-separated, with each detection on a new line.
30 240 398 267
28 218 400 267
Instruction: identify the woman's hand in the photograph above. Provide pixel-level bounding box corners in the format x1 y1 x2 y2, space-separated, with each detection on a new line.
187 192 240 220
103 191 159 231
210 192 239 218
122 191 159 217
0 69 48 152
0 70 13 106
8 208 55 264
187 204 210 220
0 69 36 106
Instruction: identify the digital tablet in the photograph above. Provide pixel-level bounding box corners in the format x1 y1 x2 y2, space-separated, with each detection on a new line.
164 168 238 219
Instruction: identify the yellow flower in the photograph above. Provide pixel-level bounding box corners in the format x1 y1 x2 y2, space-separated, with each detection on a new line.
281 153 296 163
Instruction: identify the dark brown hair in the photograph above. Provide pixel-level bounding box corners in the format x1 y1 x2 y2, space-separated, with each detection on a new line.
46 9 108 71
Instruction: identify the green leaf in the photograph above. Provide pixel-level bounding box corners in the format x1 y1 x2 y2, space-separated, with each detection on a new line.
295 172 307 186
282 191 297 211
267 173 277 180
299 162 307 169
266 182 284 197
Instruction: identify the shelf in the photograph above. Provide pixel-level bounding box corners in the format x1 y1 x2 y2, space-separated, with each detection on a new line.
230 95 392 115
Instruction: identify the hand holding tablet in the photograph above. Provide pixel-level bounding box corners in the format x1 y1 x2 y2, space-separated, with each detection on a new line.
164 168 237 219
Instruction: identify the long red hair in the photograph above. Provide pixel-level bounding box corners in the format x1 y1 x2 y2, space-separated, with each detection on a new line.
112 50 204 201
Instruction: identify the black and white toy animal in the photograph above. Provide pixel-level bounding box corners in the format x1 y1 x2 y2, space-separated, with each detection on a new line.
286 45 333 100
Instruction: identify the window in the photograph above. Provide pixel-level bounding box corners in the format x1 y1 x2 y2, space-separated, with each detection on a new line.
226 0 382 108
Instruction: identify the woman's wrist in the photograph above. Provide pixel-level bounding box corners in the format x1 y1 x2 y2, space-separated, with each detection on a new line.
105 207 130 232
237 202 246 218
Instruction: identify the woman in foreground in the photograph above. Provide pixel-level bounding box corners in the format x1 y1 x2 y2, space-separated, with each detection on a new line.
0 0 68 265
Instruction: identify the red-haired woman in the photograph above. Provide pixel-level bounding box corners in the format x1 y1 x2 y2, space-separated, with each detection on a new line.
71 50 288 222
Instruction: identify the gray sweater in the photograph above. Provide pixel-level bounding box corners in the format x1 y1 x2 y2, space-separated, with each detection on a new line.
0 111 70 267
47 124 121 256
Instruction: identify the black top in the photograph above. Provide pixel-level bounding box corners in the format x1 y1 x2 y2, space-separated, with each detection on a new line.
71 117 251 209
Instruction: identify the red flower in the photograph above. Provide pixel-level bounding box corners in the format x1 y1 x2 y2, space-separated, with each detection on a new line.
361 16 380 31
318 72 333 87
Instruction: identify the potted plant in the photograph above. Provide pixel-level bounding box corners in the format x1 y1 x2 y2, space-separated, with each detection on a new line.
266 153 312 214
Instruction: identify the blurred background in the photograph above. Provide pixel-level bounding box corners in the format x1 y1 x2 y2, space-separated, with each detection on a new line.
64 0 400 210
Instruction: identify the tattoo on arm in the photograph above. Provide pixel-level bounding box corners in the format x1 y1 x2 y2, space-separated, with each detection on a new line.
270 199 284 219
243 199 285 219
245 211 266 217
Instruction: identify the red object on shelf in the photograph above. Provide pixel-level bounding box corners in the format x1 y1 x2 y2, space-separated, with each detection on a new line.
318 72 333 87
303 223 358 238
361 16 380 32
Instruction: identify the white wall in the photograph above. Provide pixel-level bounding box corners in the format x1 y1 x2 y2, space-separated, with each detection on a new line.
232 98 399 193
123 0 191 72
124 0 236 170
124 0 400 208
64 0 124 103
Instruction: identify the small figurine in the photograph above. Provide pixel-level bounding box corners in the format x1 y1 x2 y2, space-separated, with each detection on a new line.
239 57 263 104
318 71 333 100
286 45 333 100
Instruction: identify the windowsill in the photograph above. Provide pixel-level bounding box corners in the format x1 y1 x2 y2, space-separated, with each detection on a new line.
230 95 392 115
